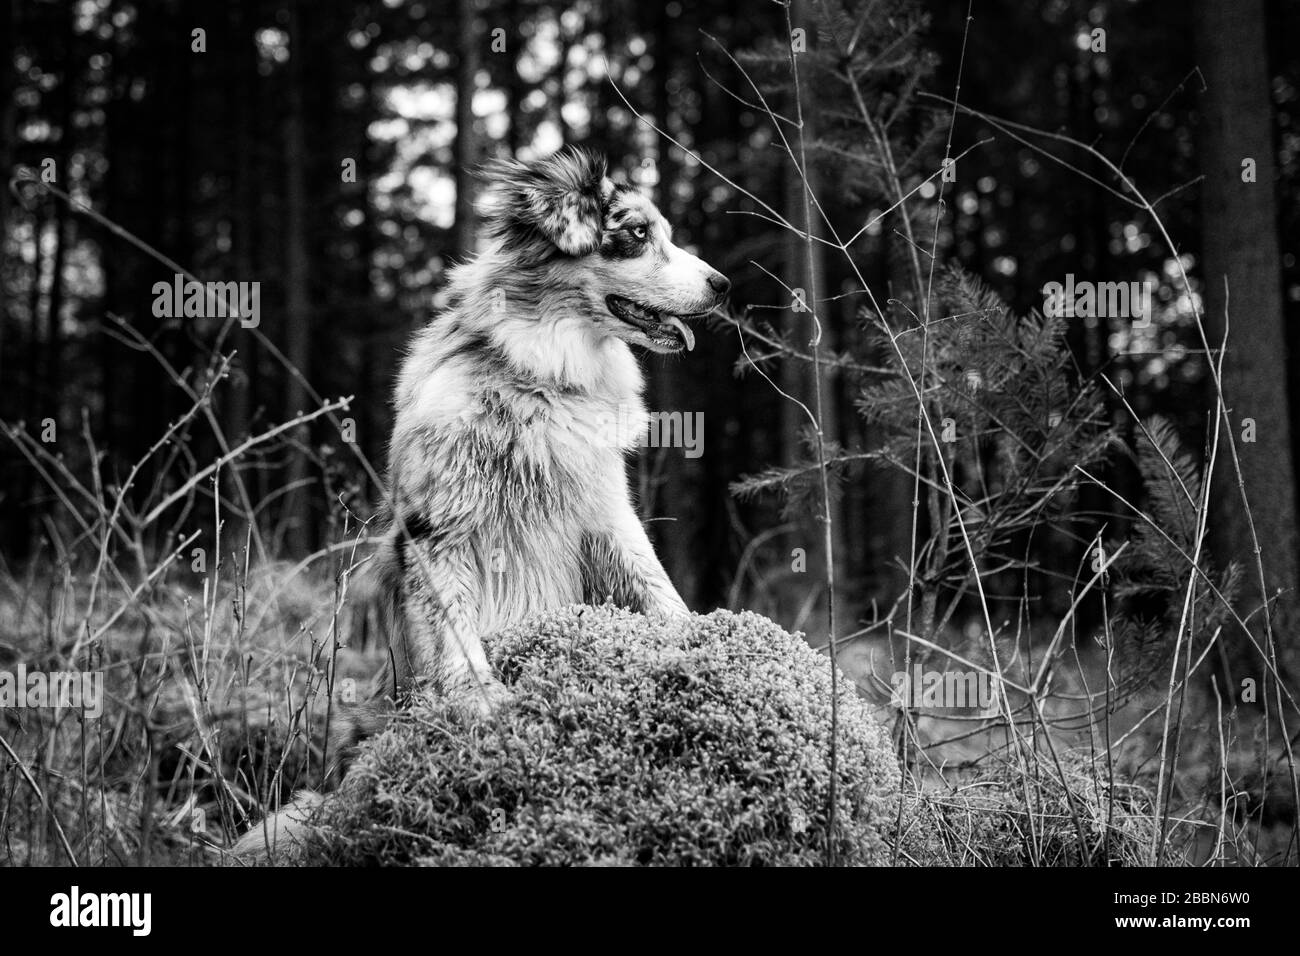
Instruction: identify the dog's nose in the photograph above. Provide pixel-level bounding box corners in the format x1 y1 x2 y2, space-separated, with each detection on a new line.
708 272 731 296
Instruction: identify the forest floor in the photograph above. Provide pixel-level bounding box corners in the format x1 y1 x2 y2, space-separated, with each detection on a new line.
0 564 1293 866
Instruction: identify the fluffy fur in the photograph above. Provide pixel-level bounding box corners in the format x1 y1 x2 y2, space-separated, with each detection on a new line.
379 147 728 705
232 147 728 859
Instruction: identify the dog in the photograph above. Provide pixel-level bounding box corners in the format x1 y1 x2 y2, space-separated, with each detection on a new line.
231 147 729 858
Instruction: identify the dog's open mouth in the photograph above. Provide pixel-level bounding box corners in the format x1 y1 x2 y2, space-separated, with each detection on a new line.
606 295 700 352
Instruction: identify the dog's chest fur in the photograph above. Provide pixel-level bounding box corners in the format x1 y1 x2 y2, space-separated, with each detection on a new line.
389 319 647 632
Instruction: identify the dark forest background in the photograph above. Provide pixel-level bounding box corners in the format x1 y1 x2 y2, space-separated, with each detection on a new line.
2 0 1299 640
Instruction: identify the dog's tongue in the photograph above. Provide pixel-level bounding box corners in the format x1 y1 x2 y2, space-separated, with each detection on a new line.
664 315 695 352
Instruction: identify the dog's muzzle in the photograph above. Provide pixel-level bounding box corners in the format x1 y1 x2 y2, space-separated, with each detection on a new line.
606 295 702 352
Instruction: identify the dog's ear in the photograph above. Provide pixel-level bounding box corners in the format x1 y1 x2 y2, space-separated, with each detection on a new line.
480 147 614 257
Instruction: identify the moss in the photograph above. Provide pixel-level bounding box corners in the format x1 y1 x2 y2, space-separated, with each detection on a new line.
302 606 905 866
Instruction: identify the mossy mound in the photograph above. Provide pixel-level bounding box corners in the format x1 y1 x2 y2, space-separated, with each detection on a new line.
302 606 904 866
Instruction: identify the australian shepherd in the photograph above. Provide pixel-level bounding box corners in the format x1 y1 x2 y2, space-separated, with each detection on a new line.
233 146 728 858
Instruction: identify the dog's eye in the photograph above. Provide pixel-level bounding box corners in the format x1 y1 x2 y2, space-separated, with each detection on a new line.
629 225 648 241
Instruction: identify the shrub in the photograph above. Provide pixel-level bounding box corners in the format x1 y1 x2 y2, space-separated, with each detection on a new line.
301 606 905 866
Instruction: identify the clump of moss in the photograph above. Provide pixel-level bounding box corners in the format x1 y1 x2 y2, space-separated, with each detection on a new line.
302 606 904 866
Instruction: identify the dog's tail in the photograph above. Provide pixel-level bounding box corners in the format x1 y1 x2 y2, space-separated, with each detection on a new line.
230 789 326 861
231 535 408 862
230 689 396 862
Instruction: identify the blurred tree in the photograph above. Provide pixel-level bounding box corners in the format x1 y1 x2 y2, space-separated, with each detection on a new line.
779 0 842 619
1193 0 1299 619
453 0 481 253
283 0 313 554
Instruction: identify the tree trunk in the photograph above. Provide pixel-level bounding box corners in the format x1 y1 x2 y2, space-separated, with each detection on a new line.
224 0 259 562
503 0 526 153
0 0 21 554
782 0 844 635
43 0 75 473
452 0 480 253
1193 0 1299 621
0 0 13 401
283 0 313 555
640 2 694 600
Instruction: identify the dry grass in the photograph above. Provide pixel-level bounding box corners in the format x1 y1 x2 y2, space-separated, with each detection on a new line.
0 554 382 866
3 554 1270 866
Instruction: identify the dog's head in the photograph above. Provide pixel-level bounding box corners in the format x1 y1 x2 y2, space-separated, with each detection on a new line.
479 147 729 354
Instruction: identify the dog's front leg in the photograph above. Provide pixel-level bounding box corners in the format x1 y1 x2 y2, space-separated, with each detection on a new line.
584 496 689 617
400 535 508 714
